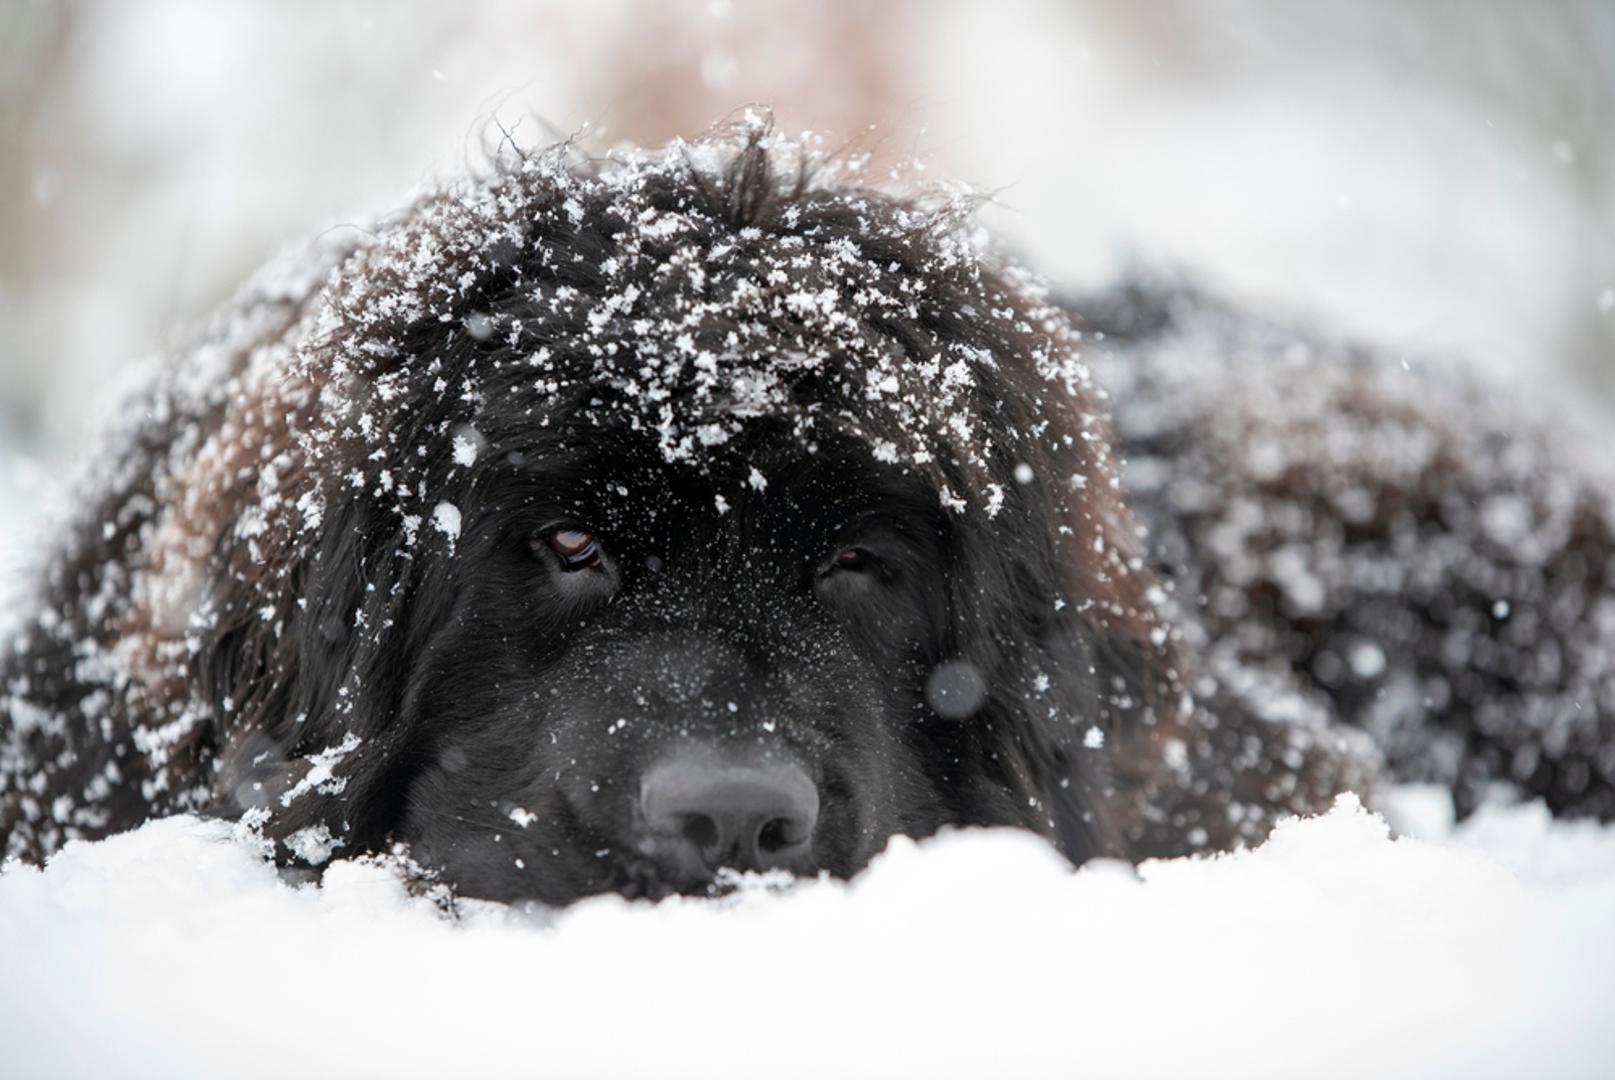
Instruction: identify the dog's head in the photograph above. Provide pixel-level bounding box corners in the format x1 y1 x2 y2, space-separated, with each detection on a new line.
202 123 1181 903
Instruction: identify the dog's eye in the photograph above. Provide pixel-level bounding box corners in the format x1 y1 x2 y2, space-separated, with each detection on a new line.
827 547 872 573
544 527 602 571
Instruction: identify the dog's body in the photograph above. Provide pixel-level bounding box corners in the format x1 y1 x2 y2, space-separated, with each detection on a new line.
2 127 1608 901
1081 283 1615 825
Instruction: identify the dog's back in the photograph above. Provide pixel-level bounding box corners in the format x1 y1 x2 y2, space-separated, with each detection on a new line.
1081 281 1615 823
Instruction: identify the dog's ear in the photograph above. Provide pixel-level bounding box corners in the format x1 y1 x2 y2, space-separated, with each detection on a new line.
198 469 437 868
938 474 1180 866
932 512 1115 865
965 341 1188 866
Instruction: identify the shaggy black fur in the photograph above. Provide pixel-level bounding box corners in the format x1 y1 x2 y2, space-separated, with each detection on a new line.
1 125 1604 904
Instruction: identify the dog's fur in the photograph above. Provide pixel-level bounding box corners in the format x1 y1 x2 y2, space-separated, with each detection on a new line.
1079 282 1615 824
1 125 1606 902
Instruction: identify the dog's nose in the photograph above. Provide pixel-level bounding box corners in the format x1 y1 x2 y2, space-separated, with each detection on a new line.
638 754 819 877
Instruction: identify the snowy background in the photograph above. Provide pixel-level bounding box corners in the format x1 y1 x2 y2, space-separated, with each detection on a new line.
2 2 1614 1076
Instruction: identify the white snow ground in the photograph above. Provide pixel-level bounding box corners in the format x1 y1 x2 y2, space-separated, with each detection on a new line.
1 789 1613 1078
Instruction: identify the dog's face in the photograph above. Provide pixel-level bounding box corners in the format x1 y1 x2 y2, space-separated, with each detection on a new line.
208 131 1176 905
394 430 964 902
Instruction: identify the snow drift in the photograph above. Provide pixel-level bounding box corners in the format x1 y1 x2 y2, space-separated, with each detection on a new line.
2 792 1612 1080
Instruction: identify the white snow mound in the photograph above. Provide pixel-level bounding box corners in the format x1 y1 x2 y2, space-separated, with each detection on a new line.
2 792 1613 1079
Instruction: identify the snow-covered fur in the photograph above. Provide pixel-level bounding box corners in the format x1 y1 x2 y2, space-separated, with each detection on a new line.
1081 282 1615 825
3 122 1595 901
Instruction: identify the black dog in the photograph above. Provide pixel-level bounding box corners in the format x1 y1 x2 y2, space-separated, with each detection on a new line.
1 124 1607 903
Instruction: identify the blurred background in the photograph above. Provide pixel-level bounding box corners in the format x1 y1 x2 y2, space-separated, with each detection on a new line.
0 0 1611 478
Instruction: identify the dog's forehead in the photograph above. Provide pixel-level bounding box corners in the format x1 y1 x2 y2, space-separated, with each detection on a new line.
504 424 942 547
283 132 1103 559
